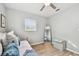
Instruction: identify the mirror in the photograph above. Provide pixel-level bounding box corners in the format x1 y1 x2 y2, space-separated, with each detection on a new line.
0 14 6 28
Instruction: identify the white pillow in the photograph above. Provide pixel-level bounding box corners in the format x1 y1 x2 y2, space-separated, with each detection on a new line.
7 31 17 39
0 32 6 39
0 32 7 47
7 31 20 46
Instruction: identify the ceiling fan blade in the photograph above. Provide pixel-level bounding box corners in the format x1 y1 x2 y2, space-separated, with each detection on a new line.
56 8 60 12
50 3 56 9
40 5 45 11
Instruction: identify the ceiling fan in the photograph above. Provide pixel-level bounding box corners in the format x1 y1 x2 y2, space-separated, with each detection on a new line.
40 3 60 12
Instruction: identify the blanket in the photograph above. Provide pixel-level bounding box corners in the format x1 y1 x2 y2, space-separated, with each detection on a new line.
2 42 38 56
23 49 38 56
2 42 19 56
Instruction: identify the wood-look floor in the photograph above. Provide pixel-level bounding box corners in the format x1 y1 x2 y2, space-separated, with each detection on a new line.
32 42 79 56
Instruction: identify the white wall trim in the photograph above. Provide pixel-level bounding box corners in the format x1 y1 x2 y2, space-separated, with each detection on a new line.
31 41 44 45
66 48 79 55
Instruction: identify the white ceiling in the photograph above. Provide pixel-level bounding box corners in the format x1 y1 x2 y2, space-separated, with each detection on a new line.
4 3 77 18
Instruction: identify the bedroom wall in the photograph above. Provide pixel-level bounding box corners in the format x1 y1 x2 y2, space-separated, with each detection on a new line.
49 4 79 52
0 4 5 15
6 8 47 45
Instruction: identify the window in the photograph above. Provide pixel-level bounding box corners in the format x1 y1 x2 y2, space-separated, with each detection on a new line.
25 18 37 32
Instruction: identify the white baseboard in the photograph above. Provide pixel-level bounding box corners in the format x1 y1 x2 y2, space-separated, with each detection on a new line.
31 41 44 45
66 48 79 54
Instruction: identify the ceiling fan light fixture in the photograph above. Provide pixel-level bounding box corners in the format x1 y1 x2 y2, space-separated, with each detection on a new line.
44 3 50 6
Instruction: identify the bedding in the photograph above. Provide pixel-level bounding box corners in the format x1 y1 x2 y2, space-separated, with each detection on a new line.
2 42 19 56
1 31 38 56
19 40 32 56
2 40 38 56
19 40 38 56
23 49 38 56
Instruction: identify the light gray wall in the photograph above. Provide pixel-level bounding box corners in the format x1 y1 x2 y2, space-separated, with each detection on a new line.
49 4 79 52
6 8 47 45
0 4 5 15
